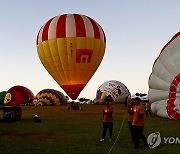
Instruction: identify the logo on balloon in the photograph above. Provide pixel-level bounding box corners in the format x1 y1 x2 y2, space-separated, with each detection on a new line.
147 132 161 149
76 49 93 63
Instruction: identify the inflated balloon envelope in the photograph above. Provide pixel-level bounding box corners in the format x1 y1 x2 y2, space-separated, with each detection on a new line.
148 32 180 120
96 80 130 104
36 14 106 100
33 89 67 106
4 86 34 106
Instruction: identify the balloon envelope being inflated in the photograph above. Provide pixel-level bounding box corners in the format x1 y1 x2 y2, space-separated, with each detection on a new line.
96 80 130 103
33 89 67 106
36 14 106 100
4 86 34 106
148 32 180 120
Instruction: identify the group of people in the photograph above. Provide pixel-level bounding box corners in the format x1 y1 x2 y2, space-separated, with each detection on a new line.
100 96 151 149
127 97 148 149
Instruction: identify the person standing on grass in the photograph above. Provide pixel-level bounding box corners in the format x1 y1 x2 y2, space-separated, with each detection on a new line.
146 102 152 117
132 97 147 149
127 99 135 143
100 98 113 142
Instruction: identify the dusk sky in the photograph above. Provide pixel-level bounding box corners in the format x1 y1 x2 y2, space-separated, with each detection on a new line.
1 0 180 100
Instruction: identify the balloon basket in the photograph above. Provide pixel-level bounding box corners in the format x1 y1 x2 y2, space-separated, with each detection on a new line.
3 106 22 122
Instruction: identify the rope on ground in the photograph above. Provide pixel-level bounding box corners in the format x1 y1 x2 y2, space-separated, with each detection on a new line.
107 112 127 154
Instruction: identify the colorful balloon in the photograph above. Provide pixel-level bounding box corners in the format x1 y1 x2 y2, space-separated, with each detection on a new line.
0 91 7 106
4 86 34 106
148 32 180 120
96 80 130 104
36 14 106 100
33 89 67 106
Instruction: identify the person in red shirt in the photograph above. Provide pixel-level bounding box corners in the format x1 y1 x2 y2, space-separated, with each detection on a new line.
146 102 152 117
132 97 147 149
100 99 113 142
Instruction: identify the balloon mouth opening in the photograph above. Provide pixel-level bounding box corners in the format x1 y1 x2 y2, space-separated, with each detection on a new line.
68 93 79 100
61 84 86 100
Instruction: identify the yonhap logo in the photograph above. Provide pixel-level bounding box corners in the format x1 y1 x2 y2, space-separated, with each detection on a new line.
147 132 180 149
147 132 161 149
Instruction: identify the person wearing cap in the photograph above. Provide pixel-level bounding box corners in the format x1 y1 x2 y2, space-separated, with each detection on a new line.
132 97 147 149
100 98 113 142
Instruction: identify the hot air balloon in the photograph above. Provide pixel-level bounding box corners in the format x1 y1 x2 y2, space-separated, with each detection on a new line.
33 89 67 106
0 91 7 106
96 80 130 104
4 85 34 106
148 32 180 120
36 13 106 100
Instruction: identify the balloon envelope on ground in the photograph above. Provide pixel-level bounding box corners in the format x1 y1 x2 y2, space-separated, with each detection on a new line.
4 86 34 106
96 80 130 104
36 13 106 100
33 89 67 106
148 32 180 120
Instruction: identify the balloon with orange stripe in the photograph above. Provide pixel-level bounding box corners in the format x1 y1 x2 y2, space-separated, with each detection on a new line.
36 14 106 100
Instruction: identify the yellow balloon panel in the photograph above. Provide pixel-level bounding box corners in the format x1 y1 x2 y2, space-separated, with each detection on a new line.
37 37 105 86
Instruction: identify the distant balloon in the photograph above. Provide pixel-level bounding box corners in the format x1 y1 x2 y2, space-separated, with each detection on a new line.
0 91 7 106
36 13 106 100
96 80 130 104
4 86 34 106
148 32 180 120
33 89 67 106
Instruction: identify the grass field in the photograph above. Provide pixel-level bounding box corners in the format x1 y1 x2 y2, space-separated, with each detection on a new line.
0 104 179 154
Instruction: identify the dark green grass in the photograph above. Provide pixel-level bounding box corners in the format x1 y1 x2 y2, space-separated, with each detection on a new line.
0 104 179 154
